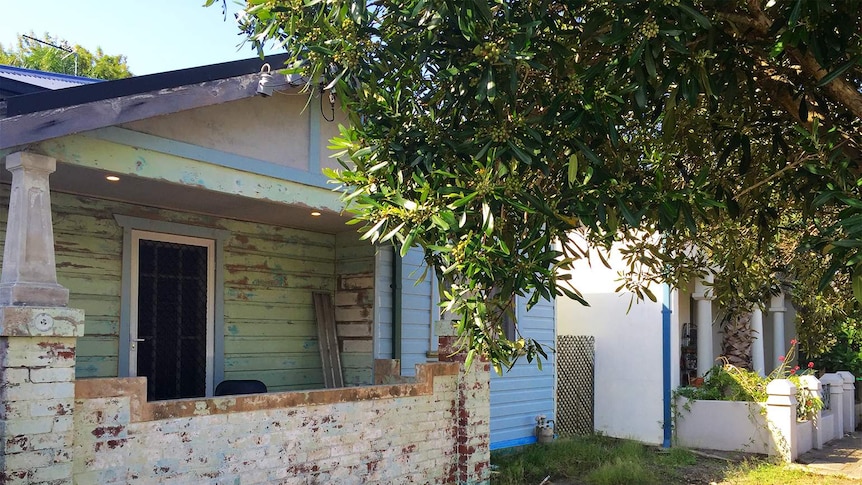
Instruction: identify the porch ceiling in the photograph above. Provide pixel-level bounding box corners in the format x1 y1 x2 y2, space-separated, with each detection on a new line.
0 162 355 234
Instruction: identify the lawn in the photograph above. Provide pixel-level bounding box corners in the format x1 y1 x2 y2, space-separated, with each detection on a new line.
490 434 858 485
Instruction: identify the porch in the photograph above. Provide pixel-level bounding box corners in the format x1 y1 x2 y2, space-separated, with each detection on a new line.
0 150 491 483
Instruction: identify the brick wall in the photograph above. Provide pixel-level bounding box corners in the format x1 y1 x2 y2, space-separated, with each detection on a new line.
0 307 86 484
71 359 490 484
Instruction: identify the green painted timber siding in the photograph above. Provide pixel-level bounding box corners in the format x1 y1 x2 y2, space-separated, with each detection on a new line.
0 185 366 392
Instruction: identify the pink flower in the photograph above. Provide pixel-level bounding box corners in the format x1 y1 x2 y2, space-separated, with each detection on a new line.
808 362 815 368
794 366 800 371
790 369 797 375
778 355 785 362
790 339 797 345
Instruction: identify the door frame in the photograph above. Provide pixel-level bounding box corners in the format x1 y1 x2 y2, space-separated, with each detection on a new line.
130 230 216 397
115 215 229 398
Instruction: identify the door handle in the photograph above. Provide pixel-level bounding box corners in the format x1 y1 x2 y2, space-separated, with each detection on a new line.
131 338 145 350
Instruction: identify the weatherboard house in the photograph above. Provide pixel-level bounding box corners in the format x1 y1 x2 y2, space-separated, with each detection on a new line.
0 58 554 483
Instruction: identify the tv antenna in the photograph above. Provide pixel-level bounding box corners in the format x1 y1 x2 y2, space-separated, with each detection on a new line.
21 34 79 76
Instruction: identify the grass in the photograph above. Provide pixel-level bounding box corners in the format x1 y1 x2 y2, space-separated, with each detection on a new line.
491 434 655 485
490 434 857 485
723 460 857 484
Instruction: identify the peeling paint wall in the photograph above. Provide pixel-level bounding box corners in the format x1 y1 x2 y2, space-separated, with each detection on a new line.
0 186 367 391
71 360 491 484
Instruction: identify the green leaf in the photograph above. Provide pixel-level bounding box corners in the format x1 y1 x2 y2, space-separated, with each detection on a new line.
853 270 862 304
465 348 476 369
567 153 579 186
430 214 450 230
816 55 862 87
788 0 802 25
644 49 657 79
507 142 533 164
678 3 711 29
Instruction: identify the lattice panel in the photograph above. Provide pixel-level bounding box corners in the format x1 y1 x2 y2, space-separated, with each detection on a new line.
556 335 595 436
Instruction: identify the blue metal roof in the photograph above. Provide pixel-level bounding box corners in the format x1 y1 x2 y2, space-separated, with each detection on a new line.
0 64 100 95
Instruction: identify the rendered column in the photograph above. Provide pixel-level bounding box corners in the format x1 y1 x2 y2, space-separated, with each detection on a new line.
837 371 856 433
693 276 714 377
820 373 845 442
0 152 68 306
0 152 85 484
770 293 786 373
766 379 798 462
751 308 765 376
799 375 824 449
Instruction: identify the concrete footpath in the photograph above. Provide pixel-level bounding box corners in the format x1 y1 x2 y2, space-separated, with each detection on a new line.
795 431 862 479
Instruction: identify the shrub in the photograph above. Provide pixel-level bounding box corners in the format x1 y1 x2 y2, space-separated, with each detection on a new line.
675 340 822 421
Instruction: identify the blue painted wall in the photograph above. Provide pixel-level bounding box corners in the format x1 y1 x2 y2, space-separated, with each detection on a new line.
374 246 557 449
490 294 556 450
374 247 434 376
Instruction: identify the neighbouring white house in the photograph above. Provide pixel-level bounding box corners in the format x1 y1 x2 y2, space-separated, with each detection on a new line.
556 236 797 445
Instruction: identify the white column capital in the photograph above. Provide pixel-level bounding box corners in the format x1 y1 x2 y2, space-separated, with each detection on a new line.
692 275 714 301
769 292 786 313
6 151 57 173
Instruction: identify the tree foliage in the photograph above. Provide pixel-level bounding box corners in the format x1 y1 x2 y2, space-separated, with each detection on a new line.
226 0 862 369
0 33 132 80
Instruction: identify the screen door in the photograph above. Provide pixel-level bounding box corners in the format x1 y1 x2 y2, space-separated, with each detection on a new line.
130 231 214 400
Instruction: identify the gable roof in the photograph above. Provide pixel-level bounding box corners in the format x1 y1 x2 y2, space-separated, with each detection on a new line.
0 65 101 97
0 53 290 151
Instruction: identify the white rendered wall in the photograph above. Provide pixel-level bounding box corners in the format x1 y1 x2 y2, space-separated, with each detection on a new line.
557 245 667 445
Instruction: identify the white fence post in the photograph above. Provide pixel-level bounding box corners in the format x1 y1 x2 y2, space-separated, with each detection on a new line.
821 373 845 440
837 371 856 434
766 379 798 462
799 375 824 450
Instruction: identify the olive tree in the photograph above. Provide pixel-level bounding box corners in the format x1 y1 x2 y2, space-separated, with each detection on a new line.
216 0 861 370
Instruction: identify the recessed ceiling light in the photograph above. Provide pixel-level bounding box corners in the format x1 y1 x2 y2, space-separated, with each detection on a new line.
311 211 322 217
106 175 120 182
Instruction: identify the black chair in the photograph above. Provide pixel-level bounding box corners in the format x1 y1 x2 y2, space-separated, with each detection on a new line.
214 379 267 396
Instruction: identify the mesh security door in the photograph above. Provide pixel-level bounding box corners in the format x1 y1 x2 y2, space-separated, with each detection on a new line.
131 232 214 401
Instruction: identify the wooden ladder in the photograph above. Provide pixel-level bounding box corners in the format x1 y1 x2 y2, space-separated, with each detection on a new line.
313 292 344 388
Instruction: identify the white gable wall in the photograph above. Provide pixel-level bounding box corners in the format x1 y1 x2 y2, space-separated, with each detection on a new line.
557 247 667 445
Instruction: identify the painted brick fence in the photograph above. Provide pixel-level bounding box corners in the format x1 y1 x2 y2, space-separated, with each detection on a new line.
72 353 490 484
2 334 490 484
676 373 857 462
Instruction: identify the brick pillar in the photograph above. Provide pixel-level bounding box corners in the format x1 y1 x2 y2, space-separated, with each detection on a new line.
0 152 85 484
438 321 490 485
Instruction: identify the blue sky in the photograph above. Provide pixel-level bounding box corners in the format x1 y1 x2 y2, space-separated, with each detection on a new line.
0 1 275 75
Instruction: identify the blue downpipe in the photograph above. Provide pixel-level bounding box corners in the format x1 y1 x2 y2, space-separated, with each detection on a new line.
392 246 403 361
662 283 673 448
